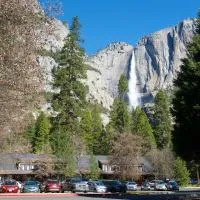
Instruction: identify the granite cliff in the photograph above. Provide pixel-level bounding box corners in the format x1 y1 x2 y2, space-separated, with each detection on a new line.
85 18 196 109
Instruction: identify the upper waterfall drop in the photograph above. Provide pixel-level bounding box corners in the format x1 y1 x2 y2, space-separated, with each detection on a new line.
128 50 140 109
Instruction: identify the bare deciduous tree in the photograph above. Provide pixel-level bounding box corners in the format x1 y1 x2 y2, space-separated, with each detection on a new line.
110 133 143 180
0 0 45 136
0 0 62 141
34 155 54 178
146 148 175 179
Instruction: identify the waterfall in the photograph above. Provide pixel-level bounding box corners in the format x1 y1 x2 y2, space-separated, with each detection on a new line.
128 50 140 109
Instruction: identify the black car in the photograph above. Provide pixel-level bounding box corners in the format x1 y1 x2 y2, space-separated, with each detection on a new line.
102 180 126 193
166 181 179 191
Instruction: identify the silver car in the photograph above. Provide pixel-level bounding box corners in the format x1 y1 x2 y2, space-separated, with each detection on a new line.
154 180 167 191
122 181 137 191
71 181 89 193
88 181 107 193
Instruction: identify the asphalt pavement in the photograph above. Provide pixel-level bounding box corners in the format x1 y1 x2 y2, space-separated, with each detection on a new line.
1 187 200 200
1 191 200 200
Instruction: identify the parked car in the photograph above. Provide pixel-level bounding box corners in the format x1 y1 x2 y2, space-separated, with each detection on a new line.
62 177 80 192
122 181 137 191
1 180 19 193
70 179 89 193
166 181 179 191
141 181 151 191
16 181 23 192
22 181 40 193
88 181 107 193
149 180 156 189
0 181 3 193
61 177 88 193
154 180 167 191
102 180 127 193
43 180 62 193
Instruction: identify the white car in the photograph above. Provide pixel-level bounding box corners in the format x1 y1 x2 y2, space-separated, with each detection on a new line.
154 180 167 191
123 181 137 191
88 181 107 193
16 181 23 192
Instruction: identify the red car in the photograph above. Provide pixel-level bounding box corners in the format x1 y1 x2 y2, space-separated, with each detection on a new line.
2 180 19 193
44 180 62 193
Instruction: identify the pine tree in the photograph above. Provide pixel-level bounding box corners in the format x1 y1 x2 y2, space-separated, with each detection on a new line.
51 16 87 175
80 104 103 154
131 107 156 150
87 154 100 180
153 90 172 149
118 74 128 98
174 157 190 186
34 112 51 154
109 98 131 133
90 105 103 154
172 12 200 162
80 109 93 152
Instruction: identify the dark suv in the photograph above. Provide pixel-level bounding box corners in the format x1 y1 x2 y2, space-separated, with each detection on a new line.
102 180 126 193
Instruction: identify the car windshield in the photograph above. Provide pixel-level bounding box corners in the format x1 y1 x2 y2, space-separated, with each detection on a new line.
71 178 82 183
48 180 59 184
25 181 37 186
128 182 136 185
4 181 16 185
170 181 177 185
95 181 104 186
157 181 165 184
110 181 121 185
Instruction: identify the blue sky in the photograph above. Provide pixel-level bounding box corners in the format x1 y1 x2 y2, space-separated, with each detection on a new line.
59 0 199 55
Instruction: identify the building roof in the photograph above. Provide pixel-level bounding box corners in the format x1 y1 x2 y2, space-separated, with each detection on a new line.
0 153 154 175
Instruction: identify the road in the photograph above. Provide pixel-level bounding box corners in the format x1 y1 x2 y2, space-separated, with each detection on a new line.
1 191 200 200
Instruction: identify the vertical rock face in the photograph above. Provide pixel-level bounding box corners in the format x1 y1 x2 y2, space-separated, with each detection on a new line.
39 18 196 110
86 19 196 109
134 18 196 104
86 42 133 109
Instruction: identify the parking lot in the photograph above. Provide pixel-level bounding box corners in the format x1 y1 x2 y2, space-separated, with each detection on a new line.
1 189 200 200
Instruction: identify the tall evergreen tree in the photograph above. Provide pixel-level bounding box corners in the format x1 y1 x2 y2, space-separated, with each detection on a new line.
87 154 100 180
153 90 172 149
51 16 87 175
80 104 104 154
174 157 190 186
34 112 51 154
118 74 128 98
109 98 131 133
131 107 156 150
172 12 200 162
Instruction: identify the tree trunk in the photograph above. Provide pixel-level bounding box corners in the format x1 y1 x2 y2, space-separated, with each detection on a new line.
196 164 200 185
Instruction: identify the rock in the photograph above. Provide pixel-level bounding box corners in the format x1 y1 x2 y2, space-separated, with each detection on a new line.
86 19 196 109
134 18 196 104
86 42 133 109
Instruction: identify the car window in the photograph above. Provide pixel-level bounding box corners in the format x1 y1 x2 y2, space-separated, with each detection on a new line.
95 181 104 186
25 181 37 186
128 182 136 185
48 180 59 184
170 181 177 185
157 181 165 184
4 181 17 185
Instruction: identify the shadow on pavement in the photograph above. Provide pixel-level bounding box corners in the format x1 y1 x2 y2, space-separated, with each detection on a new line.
78 192 200 200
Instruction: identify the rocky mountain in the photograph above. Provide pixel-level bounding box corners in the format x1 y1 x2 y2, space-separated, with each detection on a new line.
86 42 133 109
86 18 196 109
38 18 196 110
